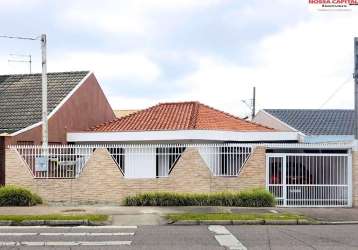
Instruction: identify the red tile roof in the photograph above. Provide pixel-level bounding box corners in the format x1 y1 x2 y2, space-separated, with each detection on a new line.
90 101 274 132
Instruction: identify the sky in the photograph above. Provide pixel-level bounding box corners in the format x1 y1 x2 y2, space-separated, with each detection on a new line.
0 0 357 117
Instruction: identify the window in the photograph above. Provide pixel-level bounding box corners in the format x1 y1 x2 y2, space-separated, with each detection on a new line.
108 147 125 173
220 146 251 175
107 148 125 174
156 147 185 177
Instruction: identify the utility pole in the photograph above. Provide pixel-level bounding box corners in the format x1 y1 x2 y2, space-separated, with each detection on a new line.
41 34 48 149
0 33 48 154
354 37 358 139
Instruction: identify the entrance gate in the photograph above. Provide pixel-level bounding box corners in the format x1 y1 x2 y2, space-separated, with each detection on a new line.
266 153 351 207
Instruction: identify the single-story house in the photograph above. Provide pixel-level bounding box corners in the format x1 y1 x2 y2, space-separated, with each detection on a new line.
253 109 354 143
68 101 299 144
0 71 115 184
5 101 356 207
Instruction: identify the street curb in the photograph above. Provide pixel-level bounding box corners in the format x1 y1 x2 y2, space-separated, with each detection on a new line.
232 219 264 225
171 219 358 225
0 218 112 227
317 221 358 225
265 219 298 225
171 220 200 225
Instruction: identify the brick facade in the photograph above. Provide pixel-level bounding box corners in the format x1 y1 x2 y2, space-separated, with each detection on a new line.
5 147 266 204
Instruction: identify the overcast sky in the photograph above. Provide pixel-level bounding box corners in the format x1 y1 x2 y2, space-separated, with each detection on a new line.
0 0 357 117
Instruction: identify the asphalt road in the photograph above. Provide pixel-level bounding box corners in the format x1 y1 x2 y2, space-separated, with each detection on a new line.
0 224 358 249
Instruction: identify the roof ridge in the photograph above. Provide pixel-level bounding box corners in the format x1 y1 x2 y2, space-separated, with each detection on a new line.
90 101 274 132
188 102 200 129
158 101 199 105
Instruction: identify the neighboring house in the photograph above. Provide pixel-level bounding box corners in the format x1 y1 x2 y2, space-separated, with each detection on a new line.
0 71 116 184
253 109 354 143
114 109 139 118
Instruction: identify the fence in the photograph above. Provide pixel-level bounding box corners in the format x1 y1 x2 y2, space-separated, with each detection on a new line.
12 145 94 178
267 153 351 207
10 144 253 179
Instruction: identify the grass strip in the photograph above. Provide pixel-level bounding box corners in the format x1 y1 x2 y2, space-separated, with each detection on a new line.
167 213 307 222
0 214 108 222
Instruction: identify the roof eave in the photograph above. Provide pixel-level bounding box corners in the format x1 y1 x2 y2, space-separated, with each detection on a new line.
67 130 300 142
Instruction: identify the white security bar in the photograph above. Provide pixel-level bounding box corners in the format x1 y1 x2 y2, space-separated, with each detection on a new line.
12 145 94 179
10 144 254 179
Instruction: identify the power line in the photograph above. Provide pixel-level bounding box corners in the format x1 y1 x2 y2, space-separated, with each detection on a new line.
319 76 352 108
0 35 40 40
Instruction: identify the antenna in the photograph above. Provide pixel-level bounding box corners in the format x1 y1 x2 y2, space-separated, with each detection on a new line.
0 33 48 150
8 54 32 73
241 86 256 120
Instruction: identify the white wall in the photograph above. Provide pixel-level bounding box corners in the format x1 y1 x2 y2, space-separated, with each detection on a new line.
198 146 221 174
124 148 156 178
253 111 295 132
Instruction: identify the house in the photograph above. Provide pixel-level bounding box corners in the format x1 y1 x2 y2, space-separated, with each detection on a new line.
4 101 356 207
0 71 116 184
68 101 299 143
253 109 354 143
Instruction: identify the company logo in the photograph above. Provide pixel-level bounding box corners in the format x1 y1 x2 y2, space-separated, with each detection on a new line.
309 0 358 11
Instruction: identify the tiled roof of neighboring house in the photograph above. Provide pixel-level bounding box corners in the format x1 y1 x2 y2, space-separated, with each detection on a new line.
264 109 354 135
91 101 273 132
0 71 89 134
114 109 139 118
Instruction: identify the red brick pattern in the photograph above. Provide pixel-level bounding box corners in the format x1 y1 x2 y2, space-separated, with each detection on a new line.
91 102 273 132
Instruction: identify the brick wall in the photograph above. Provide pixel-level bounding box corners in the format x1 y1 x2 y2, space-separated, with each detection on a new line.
5 147 266 204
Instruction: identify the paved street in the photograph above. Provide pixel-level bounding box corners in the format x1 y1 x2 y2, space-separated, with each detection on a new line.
0 224 358 249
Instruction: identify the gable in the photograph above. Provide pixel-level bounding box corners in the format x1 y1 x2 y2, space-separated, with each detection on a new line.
0 71 89 134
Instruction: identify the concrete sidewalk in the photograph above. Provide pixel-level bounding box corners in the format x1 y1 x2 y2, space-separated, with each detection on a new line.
0 206 230 226
0 206 357 225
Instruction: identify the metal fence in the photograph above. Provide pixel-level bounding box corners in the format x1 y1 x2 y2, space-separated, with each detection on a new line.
12 145 95 178
10 144 253 179
267 153 351 207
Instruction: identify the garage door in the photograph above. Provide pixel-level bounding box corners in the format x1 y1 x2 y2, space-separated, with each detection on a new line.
266 153 351 207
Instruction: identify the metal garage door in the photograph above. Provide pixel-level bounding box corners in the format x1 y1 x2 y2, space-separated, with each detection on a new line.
266 153 352 207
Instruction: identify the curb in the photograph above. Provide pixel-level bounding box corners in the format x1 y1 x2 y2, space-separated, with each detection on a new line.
0 218 112 227
171 219 358 225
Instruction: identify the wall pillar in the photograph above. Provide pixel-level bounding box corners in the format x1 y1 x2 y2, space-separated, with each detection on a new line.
352 146 358 206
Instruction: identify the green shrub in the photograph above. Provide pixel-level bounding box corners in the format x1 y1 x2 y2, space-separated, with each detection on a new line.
124 188 275 207
0 186 43 206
